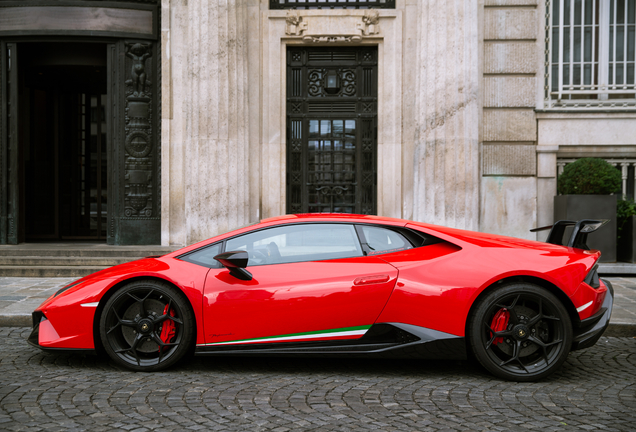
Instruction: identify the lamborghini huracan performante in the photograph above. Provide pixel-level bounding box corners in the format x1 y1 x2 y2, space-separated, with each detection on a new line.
28 214 613 381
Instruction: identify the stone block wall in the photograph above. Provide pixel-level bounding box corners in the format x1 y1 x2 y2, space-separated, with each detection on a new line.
480 0 539 239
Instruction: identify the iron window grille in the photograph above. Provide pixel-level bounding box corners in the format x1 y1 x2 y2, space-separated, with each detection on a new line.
546 0 636 109
270 0 395 9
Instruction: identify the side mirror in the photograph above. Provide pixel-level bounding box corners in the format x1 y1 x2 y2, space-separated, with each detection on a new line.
213 251 253 281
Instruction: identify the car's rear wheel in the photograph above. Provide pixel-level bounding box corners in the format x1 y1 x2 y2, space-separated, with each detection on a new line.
99 280 194 371
468 283 572 381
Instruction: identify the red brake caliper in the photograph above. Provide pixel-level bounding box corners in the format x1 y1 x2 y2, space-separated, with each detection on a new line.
490 308 510 345
159 304 176 350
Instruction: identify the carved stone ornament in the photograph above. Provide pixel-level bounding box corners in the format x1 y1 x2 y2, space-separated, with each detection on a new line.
357 10 380 36
285 11 308 36
125 43 152 97
124 41 154 218
296 11 380 44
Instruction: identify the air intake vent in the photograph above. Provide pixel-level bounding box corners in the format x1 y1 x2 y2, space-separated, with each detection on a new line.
307 102 357 113
308 52 357 62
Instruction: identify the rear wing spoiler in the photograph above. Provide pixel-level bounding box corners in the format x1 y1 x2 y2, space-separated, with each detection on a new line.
530 219 609 250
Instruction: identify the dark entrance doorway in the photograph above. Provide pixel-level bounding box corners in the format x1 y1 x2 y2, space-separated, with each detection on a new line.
286 47 378 215
18 42 108 241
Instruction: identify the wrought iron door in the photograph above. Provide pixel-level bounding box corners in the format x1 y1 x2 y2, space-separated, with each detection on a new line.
286 47 377 214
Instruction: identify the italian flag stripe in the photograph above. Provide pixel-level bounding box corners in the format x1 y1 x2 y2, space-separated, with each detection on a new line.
200 325 372 346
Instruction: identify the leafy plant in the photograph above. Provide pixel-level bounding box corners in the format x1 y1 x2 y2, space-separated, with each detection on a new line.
617 198 636 240
557 158 621 195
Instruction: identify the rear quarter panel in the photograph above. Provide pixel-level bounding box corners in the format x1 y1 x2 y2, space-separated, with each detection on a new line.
376 225 598 337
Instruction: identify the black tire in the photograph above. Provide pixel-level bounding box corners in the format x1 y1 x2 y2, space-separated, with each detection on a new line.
468 283 573 381
99 280 195 372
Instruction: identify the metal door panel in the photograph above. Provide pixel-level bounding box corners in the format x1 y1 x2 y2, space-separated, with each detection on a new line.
287 47 377 215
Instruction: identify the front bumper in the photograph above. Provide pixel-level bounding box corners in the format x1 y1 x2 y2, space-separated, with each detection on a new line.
26 312 44 349
27 311 94 354
571 279 614 351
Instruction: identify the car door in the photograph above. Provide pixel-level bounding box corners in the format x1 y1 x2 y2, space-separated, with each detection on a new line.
200 223 399 347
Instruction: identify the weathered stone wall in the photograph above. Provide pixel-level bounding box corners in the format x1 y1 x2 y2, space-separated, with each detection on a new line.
406 0 481 231
480 0 539 239
162 0 253 246
162 0 485 245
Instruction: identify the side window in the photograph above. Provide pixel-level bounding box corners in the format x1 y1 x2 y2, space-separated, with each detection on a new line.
225 224 363 266
360 226 412 255
178 243 222 268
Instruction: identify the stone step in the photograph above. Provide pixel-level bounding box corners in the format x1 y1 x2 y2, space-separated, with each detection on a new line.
0 244 183 278
0 246 178 257
0 266 111 278
0 256 144 267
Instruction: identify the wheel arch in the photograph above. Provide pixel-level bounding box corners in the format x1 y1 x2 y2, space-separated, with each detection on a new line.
92 276 198 355
465 275 580 341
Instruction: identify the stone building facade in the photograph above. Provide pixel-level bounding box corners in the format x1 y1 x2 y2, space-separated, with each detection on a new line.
1 0 634 246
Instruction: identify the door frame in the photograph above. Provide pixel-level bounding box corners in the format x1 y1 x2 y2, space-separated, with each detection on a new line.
0 34 160 245
260 11 404 219
0 41 19 244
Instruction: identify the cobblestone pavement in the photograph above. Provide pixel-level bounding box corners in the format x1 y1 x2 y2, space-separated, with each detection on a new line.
0 328 634 432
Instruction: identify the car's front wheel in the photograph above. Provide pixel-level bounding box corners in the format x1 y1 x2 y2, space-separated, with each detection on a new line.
99 280 194 371
468 283 573 381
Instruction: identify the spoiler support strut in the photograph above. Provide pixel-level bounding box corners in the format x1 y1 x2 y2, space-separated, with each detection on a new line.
530 219 609 250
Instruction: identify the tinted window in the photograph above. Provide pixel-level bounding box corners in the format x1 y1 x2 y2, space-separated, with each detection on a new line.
361 226 412 255
178 243 222 268
225 224 363 266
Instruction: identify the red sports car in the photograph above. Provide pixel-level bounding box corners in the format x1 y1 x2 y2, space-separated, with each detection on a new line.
28 214 613 381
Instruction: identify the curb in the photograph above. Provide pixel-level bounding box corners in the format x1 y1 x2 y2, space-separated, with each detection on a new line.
0 314 31 327
2 315 635 337
603 323 636 337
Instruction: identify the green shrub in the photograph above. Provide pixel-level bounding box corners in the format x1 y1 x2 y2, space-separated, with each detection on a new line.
557 158 621 195
617 198 636 240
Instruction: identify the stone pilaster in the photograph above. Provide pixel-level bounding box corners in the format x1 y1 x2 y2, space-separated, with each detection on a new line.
164 0 251 245
410 0 480 230
480 0 539 240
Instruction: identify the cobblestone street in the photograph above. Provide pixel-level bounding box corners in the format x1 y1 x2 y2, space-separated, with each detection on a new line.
0 328 634 431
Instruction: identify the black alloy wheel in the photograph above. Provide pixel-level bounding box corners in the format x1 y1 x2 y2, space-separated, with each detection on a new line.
469 283 573 381
99 280 194 371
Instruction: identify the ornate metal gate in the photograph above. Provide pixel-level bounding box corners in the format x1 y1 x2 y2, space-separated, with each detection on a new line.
286 47 377 214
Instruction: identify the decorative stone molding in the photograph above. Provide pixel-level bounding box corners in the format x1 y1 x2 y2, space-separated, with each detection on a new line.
285 11 307 36
285 10 381 44
302 35 361 43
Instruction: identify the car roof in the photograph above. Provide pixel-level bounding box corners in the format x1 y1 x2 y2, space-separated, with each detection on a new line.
165 214 411 257
259 213 409 225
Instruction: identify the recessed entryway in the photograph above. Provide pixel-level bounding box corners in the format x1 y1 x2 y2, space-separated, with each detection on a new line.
18 42 108 241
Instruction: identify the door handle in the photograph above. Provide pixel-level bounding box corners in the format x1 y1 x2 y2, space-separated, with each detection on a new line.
354 274 390 286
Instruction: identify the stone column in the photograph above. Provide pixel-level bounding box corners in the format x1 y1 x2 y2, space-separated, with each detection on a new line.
163 0 252 245
409 0 480 230
536 145 558 241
